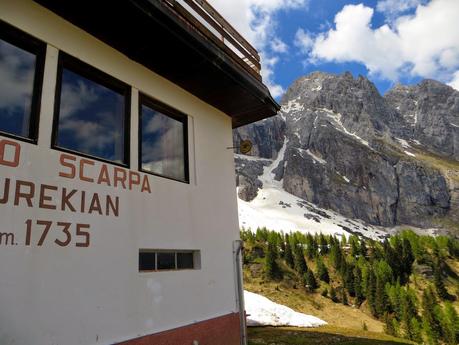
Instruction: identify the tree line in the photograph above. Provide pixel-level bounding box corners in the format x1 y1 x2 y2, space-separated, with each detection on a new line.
241 228 459 345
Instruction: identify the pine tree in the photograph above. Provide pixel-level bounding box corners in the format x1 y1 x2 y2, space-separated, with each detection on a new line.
384 313 397 337
349 235 360 257
305 233 317 259
442 302 459 345
304 269 318 292
391 237 404 282
409 317 423 344
265 234 282 280
341 288 348 305
319 233 329 254
423 317 438 345
284 234 294 269
387 281 401 319
401 238 414 282
316 258 330 283
421 287 441 344
321 288 328 297
375 276 388 317
330 240 343 271
360 239 368 257
293 242 308 276
401 287 418 340
354 266 364 304
345 263 355 297
330 286 338 303
279 233 286 258
433 259 449 300
367 268 377 317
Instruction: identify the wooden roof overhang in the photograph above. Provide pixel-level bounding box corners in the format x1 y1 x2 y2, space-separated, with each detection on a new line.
34 0 280 128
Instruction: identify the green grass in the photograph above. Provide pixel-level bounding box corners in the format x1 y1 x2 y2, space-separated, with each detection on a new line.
248 326 416 345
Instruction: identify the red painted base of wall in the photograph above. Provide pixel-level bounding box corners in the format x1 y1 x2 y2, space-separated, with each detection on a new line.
118 312 241 345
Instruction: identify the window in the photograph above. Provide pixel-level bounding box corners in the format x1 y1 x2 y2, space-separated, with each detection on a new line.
139 250 199 271
157 252 175 270
177 252 194 269
53 53 130 165
139 95 188 183
0 21 45 141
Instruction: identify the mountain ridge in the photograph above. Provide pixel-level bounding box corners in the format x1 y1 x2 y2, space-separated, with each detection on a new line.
234 72 459 235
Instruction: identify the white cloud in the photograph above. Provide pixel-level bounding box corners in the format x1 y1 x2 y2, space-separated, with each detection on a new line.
376 0 425 21
0 40 35 115
208 0 309 98
299 0 459 84
294 28 314 54
448 71 459 91
261 55 284 98
60 79 98 118
271 38 288 53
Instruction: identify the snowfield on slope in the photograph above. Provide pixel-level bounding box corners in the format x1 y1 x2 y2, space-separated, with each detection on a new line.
237 140 389 240
244 290 327 327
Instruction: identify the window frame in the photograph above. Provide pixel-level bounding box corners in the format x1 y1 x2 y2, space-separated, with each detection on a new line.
138 249 198 272
138 93 189 184
51 51 131 167
0 20 46 143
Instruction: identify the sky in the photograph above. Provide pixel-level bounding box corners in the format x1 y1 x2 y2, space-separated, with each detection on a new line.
207 0 459 99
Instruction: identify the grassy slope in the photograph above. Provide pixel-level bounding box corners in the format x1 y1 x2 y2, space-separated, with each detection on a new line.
248 326 415 345
244 254 459 345
245 273 384 333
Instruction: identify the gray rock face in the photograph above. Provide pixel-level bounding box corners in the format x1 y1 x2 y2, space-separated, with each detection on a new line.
232 116 285 159
395 160 450 224
385 80 459 160
282 127 400 226
234 72 458 229
235 156 270 201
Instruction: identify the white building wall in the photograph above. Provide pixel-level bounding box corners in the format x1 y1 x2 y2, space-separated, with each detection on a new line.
0 1 241 344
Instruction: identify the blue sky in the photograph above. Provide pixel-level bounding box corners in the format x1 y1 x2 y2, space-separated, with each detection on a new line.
272 0 401 94
210 0 459 98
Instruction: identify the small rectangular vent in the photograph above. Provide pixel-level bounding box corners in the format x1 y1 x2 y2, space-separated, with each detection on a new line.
139 250 200 272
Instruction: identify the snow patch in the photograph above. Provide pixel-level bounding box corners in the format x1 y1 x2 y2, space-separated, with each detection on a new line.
260 139 288 188
304 149 326 165
336 171 350 183
396 138 411 149
282 98 304 114
311 85 322 92
404 150 416 157
238 138 387 240
245 291 327 328
234 154 271 162
319 108 370 148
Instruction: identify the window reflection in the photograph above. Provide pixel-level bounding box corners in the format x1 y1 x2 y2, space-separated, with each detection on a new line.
0 38 36 138
141 102 187 182
55 63 126 163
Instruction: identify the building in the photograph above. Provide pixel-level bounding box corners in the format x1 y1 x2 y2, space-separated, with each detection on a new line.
0 1 279 344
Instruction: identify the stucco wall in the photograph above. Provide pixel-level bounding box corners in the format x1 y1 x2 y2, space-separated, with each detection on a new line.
0 1 241 344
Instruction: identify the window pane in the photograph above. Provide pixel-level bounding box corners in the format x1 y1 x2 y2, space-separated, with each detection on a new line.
157 252 175 270
0 38 36 138
55 67 125 163
139 252 156 271
177 252 194 269
141 104 186 181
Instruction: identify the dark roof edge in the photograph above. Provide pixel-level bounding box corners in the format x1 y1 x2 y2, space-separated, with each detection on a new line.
137 0 280 127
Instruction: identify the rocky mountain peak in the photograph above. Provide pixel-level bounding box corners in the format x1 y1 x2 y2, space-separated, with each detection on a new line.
384 78 459 160
234 71 459 234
